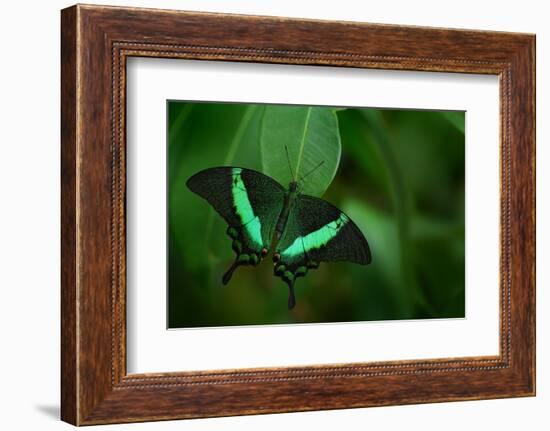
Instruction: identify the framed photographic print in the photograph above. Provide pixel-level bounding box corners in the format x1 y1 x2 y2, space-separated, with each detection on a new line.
61 4 535 425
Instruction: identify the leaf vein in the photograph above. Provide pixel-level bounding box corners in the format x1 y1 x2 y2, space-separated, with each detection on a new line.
294 107 312 180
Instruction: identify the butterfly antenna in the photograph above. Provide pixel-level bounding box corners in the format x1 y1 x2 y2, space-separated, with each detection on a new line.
299 160 325 183
284 145 295 180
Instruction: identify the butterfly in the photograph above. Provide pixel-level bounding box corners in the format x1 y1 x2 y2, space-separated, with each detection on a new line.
186 162 371 310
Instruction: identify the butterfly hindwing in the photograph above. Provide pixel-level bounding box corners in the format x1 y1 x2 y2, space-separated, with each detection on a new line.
186 167 285 284
274 195 371 308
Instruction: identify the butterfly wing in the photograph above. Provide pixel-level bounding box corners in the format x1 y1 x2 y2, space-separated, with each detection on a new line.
274 194 371 308
186 167 285 284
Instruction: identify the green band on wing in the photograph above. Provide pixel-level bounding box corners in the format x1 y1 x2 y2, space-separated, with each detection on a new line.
281 214 348 262
231 168 263 248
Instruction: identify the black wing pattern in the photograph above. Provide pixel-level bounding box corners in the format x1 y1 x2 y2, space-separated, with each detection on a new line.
186 167 285 284
274 194 371 308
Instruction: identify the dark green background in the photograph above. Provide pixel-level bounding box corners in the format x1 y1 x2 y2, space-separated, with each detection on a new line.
168 101 465 328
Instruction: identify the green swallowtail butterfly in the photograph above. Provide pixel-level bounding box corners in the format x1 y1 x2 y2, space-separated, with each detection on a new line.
186 163 371 310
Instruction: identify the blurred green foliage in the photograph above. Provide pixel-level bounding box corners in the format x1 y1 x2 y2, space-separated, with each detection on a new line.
168 101 465 328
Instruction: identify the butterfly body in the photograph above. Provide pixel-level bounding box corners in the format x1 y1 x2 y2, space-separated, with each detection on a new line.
274 181 299 240
186 167 371 309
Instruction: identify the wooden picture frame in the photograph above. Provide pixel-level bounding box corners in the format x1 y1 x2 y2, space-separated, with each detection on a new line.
61 4 535 425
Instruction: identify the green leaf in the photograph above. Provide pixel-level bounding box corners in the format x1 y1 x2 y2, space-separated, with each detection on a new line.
260 106 341 197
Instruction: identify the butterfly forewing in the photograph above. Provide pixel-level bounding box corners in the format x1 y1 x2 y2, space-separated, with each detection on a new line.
239 169 286 246
186 167 285 283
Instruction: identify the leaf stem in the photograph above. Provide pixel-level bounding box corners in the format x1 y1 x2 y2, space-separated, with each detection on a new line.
223 105 257 165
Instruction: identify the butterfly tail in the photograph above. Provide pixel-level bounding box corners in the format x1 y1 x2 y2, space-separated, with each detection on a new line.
287 283 296 310
275 264 300 309
222 260 239 285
